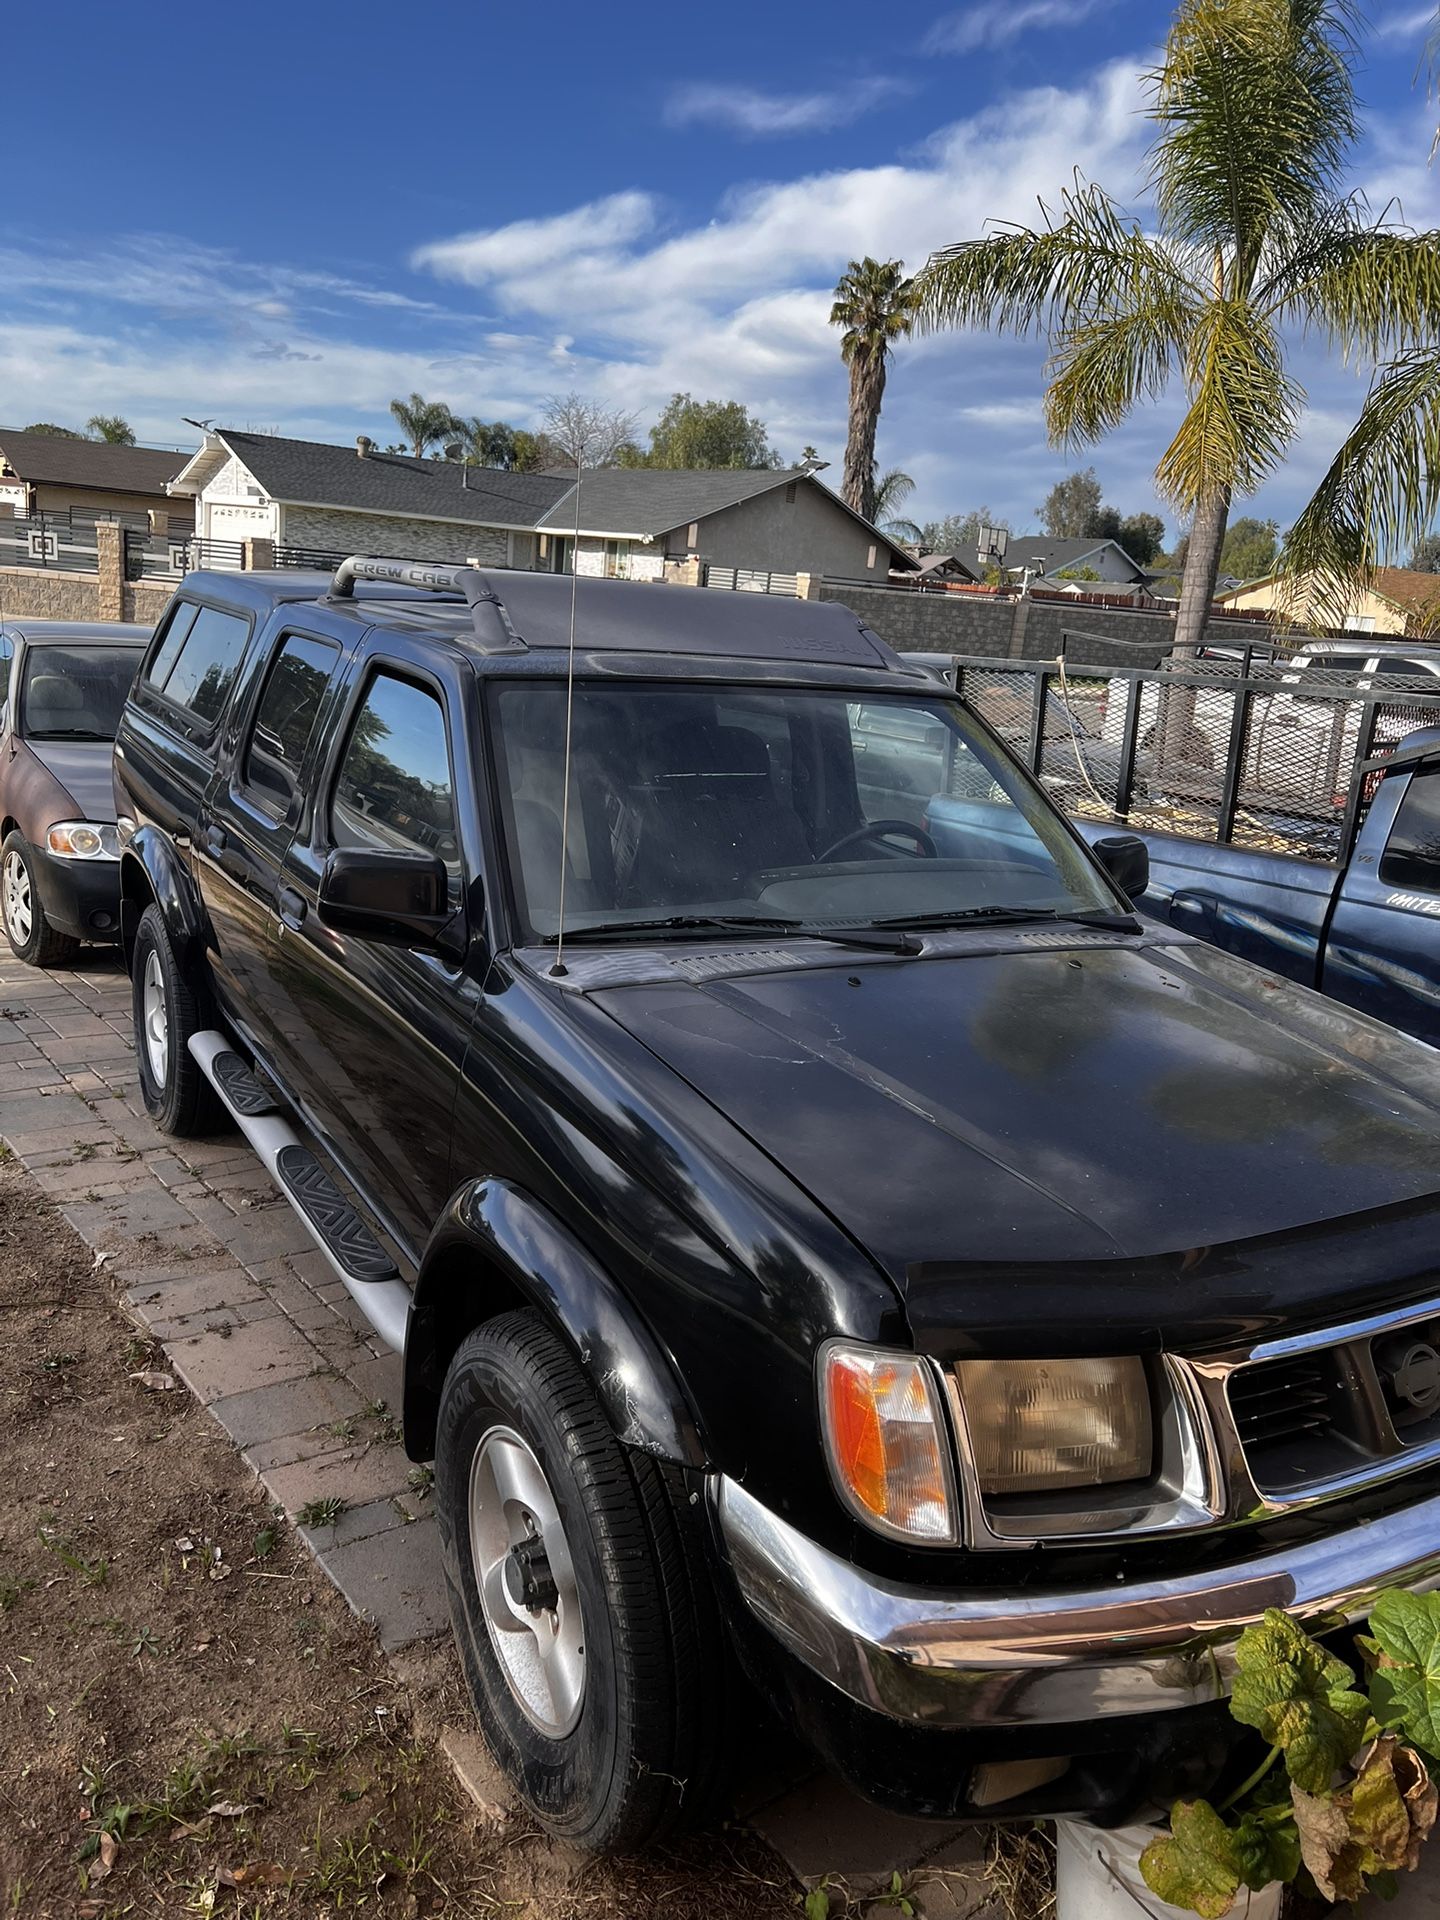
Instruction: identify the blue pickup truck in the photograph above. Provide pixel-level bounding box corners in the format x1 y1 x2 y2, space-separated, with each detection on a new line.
923 725 1439 1047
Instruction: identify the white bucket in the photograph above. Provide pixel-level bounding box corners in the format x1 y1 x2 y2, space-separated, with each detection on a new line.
1053 1819 1283 1920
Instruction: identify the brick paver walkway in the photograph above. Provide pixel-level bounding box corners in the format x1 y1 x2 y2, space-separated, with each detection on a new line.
0 945 446 1650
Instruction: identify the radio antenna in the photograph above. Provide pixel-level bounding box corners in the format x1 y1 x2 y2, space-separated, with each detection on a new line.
547 456 584 978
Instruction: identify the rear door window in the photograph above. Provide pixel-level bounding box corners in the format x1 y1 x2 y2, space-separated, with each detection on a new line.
241 634 340 814
146 603 250 727
1380 767 1440 894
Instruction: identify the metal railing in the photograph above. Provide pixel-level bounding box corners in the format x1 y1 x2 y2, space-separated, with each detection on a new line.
124 533 246 580
702 565 798 596
0 514 99 573
274 543 348 571
923 653 1440 864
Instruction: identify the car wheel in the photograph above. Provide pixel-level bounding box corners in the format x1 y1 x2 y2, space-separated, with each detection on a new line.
436 1310 726 1853
1 831 80 968
131 903 227 1136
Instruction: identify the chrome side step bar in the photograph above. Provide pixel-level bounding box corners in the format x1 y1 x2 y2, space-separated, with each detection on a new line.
189 1030 410 1352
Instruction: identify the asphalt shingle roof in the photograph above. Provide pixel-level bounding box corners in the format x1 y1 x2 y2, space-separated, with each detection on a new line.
1002 535 1146 579
0 428 189 496
213 430 574 529
532 465 812 535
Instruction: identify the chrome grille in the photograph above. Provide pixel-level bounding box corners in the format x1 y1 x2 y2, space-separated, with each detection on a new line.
1228 1358 1336 1451
1215 1295 1440 1509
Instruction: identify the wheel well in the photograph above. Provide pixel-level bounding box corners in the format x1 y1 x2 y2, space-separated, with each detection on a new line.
403 1244 529 1461
1 816 18 843
119 857 156 970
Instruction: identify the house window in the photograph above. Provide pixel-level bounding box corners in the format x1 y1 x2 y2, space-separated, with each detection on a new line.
603 540 631 579
687 522 699 547
866 544 878 569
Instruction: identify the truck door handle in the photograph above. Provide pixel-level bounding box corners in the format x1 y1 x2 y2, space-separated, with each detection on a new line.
202 824 227 856
277 887 308 931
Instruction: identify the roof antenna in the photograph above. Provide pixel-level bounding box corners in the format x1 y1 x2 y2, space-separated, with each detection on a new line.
548 459 584 978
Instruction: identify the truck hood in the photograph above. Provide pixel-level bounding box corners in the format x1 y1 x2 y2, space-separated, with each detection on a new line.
23 740 117 822
591 936 1440 1299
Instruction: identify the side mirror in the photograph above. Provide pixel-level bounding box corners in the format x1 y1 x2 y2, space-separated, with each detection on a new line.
1092 833 1150 900
317 847 457 948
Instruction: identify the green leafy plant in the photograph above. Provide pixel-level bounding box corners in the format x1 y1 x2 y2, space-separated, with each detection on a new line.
1140 1597 1440 1913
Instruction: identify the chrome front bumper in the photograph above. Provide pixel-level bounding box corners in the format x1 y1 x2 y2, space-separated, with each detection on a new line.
716 1475 1440 1730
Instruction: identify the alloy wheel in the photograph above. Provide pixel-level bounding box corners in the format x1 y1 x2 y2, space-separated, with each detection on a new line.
2 850 32 945
141 949 169 1087
468 1424 586 1737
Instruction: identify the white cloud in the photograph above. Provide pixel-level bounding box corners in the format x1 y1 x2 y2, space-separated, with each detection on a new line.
664 77 906 137
922 0 1115 55
413 192 657 283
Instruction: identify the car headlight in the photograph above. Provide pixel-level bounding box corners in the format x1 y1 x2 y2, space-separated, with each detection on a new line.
45 821 120 861
820 1343 958 1544
951 1356 1152 1494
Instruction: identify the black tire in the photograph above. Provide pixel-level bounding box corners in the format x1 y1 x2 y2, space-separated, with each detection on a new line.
131 903 228 1136
436 1310 726 1853
1 831 81 968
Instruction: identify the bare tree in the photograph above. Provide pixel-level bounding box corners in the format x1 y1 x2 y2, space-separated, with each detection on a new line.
541 393 640 469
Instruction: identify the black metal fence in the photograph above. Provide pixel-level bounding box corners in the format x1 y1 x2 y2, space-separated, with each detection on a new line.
0 514 99 573
274 544 348 571
123 532 246 581
924 653 1440 864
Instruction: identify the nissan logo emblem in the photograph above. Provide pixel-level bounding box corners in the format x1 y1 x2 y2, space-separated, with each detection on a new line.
1388 1341 1440 1415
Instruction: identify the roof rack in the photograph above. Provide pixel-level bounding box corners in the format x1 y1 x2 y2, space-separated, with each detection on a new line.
328 556 523 653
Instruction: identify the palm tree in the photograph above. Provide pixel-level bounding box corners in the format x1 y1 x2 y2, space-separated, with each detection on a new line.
388 393 458 460
830 259 919 524
873 468 922 542
86 414 135 445
914 0 1440 651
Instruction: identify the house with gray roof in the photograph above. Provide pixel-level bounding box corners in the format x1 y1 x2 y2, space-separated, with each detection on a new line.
167 428 915 582
999 535 1149 587
0 427 192 530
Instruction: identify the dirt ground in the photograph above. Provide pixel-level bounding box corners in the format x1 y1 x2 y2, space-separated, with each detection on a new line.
0 1151 796 1918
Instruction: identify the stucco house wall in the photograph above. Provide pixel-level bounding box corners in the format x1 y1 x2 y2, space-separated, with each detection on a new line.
686 482 892 578
1220 575 1406 635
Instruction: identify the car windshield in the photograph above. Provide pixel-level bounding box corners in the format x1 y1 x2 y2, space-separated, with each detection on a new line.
19 645 140 740
491 681 1116 942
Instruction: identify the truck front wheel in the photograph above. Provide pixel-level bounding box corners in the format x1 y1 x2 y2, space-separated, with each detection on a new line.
436 1310 726 1853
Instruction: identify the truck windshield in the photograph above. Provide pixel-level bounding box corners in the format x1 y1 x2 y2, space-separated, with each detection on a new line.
491 682 1116 942
20 646 140 741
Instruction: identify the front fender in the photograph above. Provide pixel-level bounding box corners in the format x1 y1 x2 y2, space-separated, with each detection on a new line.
404 1178 706 1470
120 825 206 965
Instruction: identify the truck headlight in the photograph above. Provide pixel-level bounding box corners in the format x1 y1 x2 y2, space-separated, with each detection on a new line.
951 1357 1152 1494
45 821 120 861
820 1343 958 1544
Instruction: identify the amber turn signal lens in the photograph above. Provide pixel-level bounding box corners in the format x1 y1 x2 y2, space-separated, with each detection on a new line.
821 1345 958 1544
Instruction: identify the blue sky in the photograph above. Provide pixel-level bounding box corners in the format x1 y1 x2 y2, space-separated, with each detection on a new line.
4 0 1438 544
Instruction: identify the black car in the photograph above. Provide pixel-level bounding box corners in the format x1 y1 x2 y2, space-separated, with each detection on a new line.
0 620 149 965
113 559 1440 1852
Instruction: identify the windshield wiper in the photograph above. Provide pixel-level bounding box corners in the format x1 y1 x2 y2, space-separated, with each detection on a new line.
869 905 1143 934
541 913 920 952
26 728 112 741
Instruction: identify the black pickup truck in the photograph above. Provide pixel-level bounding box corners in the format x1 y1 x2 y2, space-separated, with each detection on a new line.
114 560 1440 1853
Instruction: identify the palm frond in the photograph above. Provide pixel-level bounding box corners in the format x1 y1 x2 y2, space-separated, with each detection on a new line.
1155 298 1301 509
1046 284 1198 445
1280 345 1440 619
1149 0 1361 279
1263 201 1440 357
915 181 1201 343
